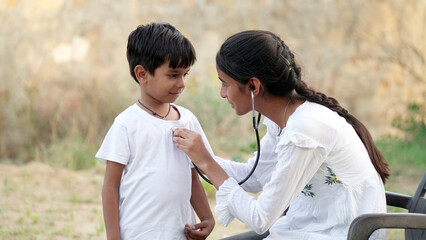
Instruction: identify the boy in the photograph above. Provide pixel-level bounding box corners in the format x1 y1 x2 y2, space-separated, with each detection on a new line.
96 23 215 240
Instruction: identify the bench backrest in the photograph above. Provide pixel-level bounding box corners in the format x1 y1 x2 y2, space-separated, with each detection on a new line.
406 172 426 239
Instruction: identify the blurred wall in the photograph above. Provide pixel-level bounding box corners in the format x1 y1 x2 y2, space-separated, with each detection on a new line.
0 0 424 159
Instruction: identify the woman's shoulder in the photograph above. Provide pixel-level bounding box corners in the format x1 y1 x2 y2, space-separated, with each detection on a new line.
295 101 337 117
289 101 345 131
283 101 347 147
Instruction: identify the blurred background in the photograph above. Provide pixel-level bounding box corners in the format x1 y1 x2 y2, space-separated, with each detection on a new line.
0 0 424 239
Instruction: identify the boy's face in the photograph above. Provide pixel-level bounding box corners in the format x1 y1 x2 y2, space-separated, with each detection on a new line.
139 61 191 104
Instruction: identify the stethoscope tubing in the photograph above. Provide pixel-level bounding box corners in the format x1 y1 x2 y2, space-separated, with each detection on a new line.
194 112 262 186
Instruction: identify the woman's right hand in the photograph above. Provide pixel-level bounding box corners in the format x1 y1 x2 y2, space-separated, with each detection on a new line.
172 128 213 169
172 128 230 189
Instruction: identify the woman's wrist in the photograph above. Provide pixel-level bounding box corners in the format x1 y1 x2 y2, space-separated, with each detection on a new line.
202 161 229 189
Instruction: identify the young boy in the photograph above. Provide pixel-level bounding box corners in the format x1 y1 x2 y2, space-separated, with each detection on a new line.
96 23 215 240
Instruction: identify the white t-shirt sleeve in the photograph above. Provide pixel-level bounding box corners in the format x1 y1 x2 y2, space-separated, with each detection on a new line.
95 117 130 165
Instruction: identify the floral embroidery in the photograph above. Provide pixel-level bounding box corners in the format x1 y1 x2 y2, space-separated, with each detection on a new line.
325 167 342 185
302 184 315 197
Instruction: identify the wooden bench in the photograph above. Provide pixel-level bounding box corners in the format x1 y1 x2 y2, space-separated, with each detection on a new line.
220 172 426 240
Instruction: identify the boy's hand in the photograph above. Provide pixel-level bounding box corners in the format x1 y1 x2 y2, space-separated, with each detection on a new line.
184 218 215 240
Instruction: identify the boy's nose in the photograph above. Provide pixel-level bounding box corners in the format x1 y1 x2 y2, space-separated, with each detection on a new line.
177 76 185 88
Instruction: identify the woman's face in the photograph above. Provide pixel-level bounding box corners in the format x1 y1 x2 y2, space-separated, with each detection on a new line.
216 65 251 115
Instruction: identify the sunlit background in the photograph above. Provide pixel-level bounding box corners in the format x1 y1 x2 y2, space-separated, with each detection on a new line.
0 0 425 239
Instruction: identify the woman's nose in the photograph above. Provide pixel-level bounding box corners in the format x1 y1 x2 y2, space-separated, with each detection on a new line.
220 85 227 98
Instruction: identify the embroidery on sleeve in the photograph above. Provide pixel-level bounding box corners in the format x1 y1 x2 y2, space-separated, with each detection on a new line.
325 167 342 185
301 184 315 197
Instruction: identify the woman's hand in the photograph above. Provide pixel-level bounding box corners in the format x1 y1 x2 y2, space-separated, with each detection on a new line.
173 128 230 189
172 128 212 169
184 219 215 240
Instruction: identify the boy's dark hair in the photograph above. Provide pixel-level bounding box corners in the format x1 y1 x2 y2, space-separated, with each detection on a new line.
127 23 196 83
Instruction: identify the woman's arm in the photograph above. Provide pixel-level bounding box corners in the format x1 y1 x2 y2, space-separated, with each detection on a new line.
217 143 326 233
185 168 215 240
102 161 125 240
214 126 279 193
174 127 326 233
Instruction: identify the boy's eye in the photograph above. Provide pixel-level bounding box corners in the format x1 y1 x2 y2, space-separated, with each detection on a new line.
169 74 177 78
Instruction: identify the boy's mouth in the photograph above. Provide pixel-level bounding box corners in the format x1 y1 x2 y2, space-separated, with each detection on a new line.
170 92 182 97
170 89 184 96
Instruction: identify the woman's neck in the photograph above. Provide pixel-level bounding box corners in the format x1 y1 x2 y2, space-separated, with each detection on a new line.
257 96 303 130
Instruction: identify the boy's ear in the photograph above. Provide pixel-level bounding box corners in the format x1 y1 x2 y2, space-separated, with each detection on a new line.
134 65 147 83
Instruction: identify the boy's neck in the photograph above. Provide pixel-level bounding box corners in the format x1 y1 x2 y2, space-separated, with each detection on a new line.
137 99 171 119
137 98 180 120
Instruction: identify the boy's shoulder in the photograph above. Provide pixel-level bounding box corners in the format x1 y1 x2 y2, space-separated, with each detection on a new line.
113 104 141 123
173 104 197 120
173 104 188 113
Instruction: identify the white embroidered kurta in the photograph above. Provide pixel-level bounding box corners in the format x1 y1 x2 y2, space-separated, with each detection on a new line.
215 101 386 240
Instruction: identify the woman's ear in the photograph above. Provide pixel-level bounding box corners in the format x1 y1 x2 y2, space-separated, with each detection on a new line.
248 77 261 96
134 65 147 84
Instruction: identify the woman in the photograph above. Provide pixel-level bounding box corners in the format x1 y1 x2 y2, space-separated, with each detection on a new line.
173 30 389 240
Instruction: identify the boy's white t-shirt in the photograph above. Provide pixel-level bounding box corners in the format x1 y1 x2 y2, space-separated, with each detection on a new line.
96 103 213 240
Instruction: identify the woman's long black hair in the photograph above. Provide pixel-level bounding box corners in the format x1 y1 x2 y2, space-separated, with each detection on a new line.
216 30 390 183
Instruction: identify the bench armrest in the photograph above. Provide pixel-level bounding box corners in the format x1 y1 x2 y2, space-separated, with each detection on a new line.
220 230 269 240
347 213 426 240
386 191 412 208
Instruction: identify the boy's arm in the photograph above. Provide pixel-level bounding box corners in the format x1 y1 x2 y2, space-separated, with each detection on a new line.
186 168 215 240
102 161 125 240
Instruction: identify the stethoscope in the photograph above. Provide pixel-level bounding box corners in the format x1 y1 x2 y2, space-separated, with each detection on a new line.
194 86 262 185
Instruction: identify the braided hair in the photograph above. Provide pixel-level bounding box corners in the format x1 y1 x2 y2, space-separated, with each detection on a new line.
216 30 390 183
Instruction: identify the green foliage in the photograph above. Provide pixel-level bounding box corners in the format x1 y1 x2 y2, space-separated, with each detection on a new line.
232 128 266 163
231 154 242 162
34 134 98 171
391 103 425 135
201 178 217 198
376 103 426 171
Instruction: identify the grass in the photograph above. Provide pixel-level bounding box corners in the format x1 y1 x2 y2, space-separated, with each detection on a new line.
34 134 99 170
0 163 106 239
